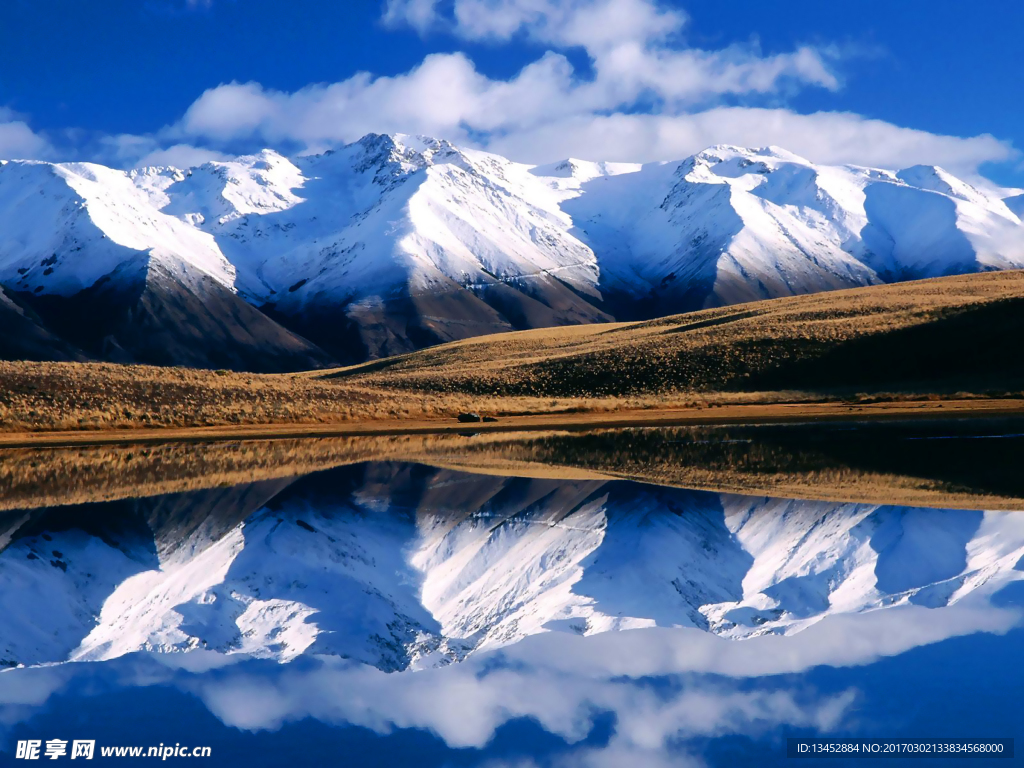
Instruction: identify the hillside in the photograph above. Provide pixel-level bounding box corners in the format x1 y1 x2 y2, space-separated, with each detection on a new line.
1 137 1023 370
333 269 1024 397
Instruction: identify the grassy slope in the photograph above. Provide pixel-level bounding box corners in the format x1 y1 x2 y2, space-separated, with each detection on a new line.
334 269 1024 397
1 270 1022 432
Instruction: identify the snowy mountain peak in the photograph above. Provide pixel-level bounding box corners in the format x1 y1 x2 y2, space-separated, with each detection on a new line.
390 132 463 160
690 144 811 167
896 164 993 206
529 157 642 183
678 145 820 182
543 158 599 179
0 156 235 297
698 144 790 159
350 132 438 172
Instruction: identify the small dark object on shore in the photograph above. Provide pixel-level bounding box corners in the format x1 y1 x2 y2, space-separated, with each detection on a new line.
458 412 482 423
482 416 499 422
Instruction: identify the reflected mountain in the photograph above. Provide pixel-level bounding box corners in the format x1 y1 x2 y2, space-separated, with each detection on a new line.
2 462 1022 673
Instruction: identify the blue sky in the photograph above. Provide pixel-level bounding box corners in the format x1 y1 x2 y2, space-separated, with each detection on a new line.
1 0 1021 187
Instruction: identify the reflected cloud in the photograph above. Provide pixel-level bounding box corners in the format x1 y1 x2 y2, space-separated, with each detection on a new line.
183 599 1017 742
2 596 1018 764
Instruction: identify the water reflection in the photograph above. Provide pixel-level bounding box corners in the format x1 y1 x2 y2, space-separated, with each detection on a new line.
5 418 1024 514
0 441 1022 765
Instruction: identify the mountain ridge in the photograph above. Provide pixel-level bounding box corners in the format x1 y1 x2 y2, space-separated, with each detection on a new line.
1 135 1022 370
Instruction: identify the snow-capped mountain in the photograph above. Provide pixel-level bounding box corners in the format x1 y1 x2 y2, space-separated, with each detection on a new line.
1 137 1022 368
2 464 1022 672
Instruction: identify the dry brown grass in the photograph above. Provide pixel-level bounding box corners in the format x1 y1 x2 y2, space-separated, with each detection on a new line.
4 422 1023 512
439 422 1024 510
335 269 1024 397
0 435 469 511
2 270 1023 433
0 360 672 432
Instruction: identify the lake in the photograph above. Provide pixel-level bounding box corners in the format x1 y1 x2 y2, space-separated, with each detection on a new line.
1 421 1022 765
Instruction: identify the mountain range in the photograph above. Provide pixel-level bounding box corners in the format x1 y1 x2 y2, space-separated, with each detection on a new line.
1 464 1021 672
2 134 1023 370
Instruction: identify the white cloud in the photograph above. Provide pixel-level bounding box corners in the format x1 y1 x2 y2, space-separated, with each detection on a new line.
482 108 1017 175
382 0 441 34
386 0 840 103
387 0 686 50
92 133 228 169
2 0 1016 180
185 600 1016 761
135 143 229 168
0 108 53 160
174 52 582 144
168 40 841 150
167 68 1013 177
196 662 854 752
0 600 1017 764
171 0 843 152
153 0 1016 178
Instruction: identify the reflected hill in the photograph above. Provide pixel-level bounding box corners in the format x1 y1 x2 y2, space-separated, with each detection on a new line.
2 418 1024 513
454 418 1024 509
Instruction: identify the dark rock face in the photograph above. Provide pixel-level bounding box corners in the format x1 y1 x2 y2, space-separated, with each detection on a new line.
3 263 334 373
268 273 611 367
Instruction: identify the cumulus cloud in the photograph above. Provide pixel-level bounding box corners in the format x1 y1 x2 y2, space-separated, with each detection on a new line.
390 0 835 95
0 647 852 765
175 0 842 144
92 132 229 169
176 600 1018 761
0 600 1017 763
165 71 1012 177
171 39 839 148
185 601 1017 737
482 108 1017 174
3 0 1017 179
171 0 845 153
135 143 229 168
149 0 1016 177
196 660 854 751
385 0 688 55
382 0 441 34
0 108 53 160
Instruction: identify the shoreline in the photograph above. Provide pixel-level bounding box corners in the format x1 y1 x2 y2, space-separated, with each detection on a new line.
1 397 1022 449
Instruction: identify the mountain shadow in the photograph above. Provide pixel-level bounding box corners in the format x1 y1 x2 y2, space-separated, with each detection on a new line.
14 260 334 372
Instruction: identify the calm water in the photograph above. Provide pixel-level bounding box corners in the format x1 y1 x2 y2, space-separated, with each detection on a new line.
1 427 1023 766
